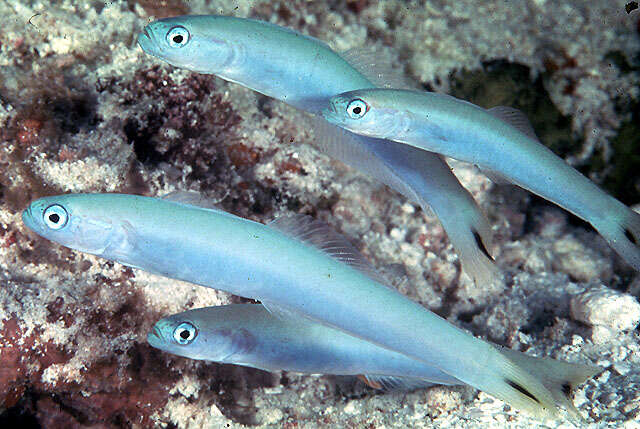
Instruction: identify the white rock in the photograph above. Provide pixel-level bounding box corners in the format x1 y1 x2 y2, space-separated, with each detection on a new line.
570 286 640 331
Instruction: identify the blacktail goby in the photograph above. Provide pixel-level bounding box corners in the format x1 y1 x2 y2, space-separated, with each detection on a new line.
22 192 600 419
137 15 498 285
322 88 640 270
148 303 460 389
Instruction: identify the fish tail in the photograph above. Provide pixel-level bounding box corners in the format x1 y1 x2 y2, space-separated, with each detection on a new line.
478 349 559 419
497 347 601 421
441 207 500 286
594 205 640 271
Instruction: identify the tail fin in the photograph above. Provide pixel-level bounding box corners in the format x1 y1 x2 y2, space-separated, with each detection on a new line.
498 347 601 421
480 350 559 419
594 206 640 271
440 206 501 287
311 117 501 285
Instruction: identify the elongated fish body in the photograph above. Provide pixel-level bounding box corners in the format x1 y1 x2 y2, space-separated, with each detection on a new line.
324 89 640 270
148 303 461 386
23 193 599 418
137 15 497 285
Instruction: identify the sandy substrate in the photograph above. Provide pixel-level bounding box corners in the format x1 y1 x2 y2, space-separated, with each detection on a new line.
0 1 639 427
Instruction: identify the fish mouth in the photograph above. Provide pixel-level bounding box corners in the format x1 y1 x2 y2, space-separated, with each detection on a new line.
321 106 342 125
21 206 38 233
137 27 157 55
147 326 164 348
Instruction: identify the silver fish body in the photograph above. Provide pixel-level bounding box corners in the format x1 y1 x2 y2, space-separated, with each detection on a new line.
137 14 497 285
23 193 599 418
323 88 640 271
148 303 461 386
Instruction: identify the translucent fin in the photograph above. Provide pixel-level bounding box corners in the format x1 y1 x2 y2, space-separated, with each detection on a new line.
593 206 640 271
339 47 417 89
359 374 437 391
498 347 601 421
437 202 499 286
311 117 499 285
161 191 224 210
269 214 389 285
311 117 424 208
358 374 383 389
476 165 513 186
250 18 330 47
259 300 305 322
485 351 561 420
160 191 239 219
487 106 539 140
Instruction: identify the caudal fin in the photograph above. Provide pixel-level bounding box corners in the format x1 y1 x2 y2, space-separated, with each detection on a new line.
440 206 501 287
594 206 640 271
498 347 601 421
478 350 558 419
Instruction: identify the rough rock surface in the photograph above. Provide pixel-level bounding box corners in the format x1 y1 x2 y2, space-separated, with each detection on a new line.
0 1 639 428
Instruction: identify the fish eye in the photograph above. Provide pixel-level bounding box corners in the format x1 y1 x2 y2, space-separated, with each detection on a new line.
43 204 68 230
166 26 190 48
346 99 369 119
173 322 197 345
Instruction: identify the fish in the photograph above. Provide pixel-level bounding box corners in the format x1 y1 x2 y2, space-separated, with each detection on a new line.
22 192 600 418
322 88 640 271
148 303 461 389
137 15 498 286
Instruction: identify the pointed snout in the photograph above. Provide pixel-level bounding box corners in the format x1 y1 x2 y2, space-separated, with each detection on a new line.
22 204 38 234
147 325 164 348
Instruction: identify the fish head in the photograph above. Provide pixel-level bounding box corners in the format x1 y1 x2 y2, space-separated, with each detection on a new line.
148 309 257 363
323 90 405 140
21 193 150 262
138 16 235 74
147 316 203 359
22 194 118 255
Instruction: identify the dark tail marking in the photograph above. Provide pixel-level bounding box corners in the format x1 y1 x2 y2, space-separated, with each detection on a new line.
472 228 494 261
625 228 638 245
562 382 571 397
506 379 540 404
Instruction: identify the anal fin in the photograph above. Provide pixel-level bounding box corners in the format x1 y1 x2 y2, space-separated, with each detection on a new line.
359 375 437 391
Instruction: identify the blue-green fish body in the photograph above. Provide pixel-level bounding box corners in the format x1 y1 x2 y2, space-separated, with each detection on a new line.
323 88 640 270
148 303 461 387
138 15 498 285
23 193 599 418
140 16 365 110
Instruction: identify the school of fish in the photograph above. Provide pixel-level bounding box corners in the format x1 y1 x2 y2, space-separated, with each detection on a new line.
20 13 638 422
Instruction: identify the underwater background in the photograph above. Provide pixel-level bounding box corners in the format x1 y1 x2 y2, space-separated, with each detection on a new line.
0 0 639 427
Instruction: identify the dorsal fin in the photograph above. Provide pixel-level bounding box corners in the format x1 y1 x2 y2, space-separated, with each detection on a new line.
161 190 220 209
268 214 389 285
248 18 326 43
487 106 539 140
339 47 417 89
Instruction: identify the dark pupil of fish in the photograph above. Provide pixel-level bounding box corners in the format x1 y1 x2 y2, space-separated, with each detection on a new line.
180 329 191 340
352 106 361 115
173 35 183 44
49 213 60 223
